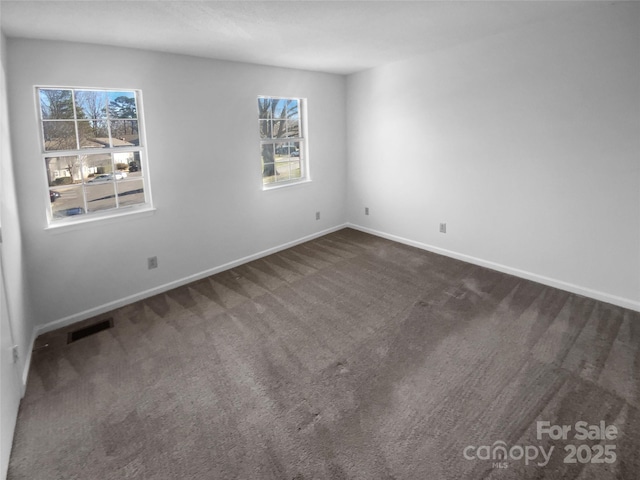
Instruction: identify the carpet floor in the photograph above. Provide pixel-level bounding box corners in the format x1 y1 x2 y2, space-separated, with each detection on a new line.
8 228 640 479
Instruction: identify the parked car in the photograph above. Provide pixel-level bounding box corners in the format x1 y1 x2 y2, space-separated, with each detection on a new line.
88 174 112 183
49 190 61 202
63 207 85 216
275 145 299 156
88 172 127 183
54 207 85 218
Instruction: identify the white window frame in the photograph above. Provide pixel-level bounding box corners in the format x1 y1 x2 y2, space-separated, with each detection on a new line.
258 96 309 189
36 86 153 228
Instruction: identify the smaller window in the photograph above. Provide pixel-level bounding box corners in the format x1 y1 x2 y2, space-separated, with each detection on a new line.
258 96 307 187
37 87 151 225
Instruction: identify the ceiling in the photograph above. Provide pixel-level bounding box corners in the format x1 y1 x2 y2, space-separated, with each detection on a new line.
0 1 604 75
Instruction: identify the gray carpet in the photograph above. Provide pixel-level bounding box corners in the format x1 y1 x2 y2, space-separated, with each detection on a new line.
8 228 640 479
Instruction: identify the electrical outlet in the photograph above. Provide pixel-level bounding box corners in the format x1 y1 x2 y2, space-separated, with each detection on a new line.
148 256 158 269
439 223 447 234
11 345 18 364
365 207 369 216
316 211 320 220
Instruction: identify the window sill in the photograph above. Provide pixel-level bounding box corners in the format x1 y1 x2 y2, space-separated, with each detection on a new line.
262 178 311 191
45 206 156 234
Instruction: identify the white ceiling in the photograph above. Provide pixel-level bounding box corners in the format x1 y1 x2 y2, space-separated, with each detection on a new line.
0 1 604 75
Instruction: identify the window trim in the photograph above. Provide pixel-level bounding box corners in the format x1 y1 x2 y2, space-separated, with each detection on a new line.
258 95 310 190
36 85 153 227
44 205 156 233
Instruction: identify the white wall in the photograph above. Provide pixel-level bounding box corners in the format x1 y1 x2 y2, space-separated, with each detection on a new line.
0 31 29 479
6 39 347 334
347 2 640 310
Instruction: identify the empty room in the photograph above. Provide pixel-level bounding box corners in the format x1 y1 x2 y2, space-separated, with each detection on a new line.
1 1 639 479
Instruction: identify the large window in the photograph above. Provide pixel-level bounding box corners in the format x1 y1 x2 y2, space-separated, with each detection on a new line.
37 87 150 224
258 96 306 187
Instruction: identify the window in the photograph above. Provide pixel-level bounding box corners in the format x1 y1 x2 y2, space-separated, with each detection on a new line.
258 96 306 187
37 87 150 224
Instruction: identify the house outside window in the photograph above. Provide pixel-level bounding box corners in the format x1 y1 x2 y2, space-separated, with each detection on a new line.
37 87 151 224
258 96 307 187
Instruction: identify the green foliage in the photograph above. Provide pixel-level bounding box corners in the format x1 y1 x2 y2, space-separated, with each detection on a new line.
109 96 138 137
109 96 137 119
54 177 73 185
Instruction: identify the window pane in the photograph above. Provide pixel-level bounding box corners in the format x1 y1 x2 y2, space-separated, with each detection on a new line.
285 119 300 138
273 98 287 119
78 120 109 148
259 120 271 139
113 152 135 175
45 155 80 186
75 90 108 119
275 142 296 158
275 161 291 181
261 143 276 182
43 121 77 151
84 153 113 182
117 179 145 207
261 143 275 164
286 99 299 120
258 98 272 119
39 89 74 119
271 118 287 138
86 182 116 213
290 160 302 179
274 144 287 157
291 141 301 158
110 120 139 146
51 185 85 219
275 141 301 159
125 152 143 176
108 91 137 119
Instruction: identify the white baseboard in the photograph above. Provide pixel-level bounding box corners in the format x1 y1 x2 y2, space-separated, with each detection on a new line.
23 223 348 387
347 223 640 313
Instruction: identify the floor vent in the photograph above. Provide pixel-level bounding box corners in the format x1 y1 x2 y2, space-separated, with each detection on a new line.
67 318 113 344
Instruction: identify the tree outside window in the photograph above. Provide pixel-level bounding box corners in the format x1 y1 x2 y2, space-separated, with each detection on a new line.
258 96 306 187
